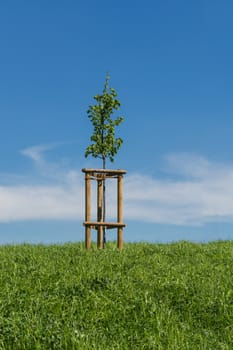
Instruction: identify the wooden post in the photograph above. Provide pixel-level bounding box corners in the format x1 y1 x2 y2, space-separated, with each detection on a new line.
117 175 123 250
85 173 91 250
97 178 103 249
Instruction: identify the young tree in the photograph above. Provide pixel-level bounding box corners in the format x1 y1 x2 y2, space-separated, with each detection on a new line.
85 73 124 169
85 74 124 245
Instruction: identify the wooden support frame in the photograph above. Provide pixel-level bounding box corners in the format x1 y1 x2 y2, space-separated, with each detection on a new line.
82 168 126 250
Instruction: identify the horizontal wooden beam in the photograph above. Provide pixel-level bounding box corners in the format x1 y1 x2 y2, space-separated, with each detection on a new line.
83 221 126 228
82 168 126 175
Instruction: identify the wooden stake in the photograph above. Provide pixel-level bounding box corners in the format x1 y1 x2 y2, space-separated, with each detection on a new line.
97 178 103 249
117 175 123 250
85 173 91 250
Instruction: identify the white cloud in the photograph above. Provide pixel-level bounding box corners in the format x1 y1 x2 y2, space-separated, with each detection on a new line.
0 184 83 222
124 154 233 225
1 147 233 226
0 144 85 222
165 152 231 179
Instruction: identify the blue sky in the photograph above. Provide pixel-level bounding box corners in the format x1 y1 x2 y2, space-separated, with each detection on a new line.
1 0 233 244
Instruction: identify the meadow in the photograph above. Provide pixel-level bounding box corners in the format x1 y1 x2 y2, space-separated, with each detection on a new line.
0 241 232 349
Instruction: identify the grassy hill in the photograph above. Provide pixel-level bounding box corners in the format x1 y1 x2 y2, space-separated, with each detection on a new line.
0 241 232 349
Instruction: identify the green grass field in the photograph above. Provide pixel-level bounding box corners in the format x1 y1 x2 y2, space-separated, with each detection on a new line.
0 241 232 349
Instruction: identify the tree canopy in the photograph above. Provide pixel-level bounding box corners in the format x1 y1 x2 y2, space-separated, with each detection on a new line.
85 74 124 168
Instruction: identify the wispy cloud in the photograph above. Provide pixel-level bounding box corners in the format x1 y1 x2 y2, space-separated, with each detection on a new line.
21 144 57 164
20 144 65 180
1 147 233 226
